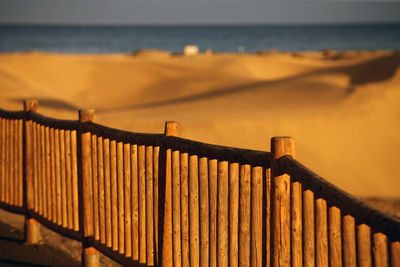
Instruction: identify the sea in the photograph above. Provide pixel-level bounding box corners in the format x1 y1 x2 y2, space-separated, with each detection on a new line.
0 24 400 53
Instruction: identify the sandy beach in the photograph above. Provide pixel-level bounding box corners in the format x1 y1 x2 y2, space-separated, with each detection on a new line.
0 49 399 198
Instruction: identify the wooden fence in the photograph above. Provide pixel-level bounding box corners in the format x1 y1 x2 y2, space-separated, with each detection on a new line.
0 99 399 267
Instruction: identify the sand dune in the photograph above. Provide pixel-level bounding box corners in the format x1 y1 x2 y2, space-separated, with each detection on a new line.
0 50 399 197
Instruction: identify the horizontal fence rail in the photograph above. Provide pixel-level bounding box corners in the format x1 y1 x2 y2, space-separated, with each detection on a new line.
0 101 400 267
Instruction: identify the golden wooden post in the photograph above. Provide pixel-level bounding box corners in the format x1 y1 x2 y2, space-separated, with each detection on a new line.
131 144 138 259
23 99 40 245
138 144 146 262
189 155 200 267
180 152 190 267
161 121 178 267
123 143 132 257
373 232 389 267
329 206 342 267
271 137 294 267
391 241 400 267
239 164 251 267
172 145 181 267
117 141 124 254
79 109 100 267
316 198 328 267
199 157 210 267
217 160 229 267
357 224 372 267
343 215 356 267
251 166 263 267
209 159 218 267
303 189 315 267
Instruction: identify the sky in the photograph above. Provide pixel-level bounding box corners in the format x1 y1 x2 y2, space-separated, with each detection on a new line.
0 0 400 25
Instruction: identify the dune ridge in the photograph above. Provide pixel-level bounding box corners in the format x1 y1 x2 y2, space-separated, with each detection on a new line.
0 50 399 197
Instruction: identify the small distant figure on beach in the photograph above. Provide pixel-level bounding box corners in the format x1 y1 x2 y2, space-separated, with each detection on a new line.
184 45 199 56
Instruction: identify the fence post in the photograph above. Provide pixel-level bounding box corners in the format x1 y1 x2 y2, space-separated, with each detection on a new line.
271 136 295 267
79 109 100 267
23 99 40 245
161 121 178 267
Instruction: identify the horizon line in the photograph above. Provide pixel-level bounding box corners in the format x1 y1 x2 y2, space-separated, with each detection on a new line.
1 21 400 27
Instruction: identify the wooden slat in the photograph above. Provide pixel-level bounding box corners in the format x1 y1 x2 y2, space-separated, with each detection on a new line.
60 129 67 227
91 134 99 239
97 136 105 243
146 146 154 265
357 224 372 267
131 144 139 260
343 215 356 267
316 198 328 267
239 164 251 267
329 206 342 267
71 131 79 231
208 159 218 267
25 118 34 211
41 125 47 218
65 130 73 229
138 145 146 263
17 120 22 206
172 149 181 267
373 232 388 267
37 124 43 214
32 122 37 212
124 143 132 257
161 145 172 267
292 180 302 267
34 122 40 212
16 120 22 206
8 119 13 205
9 119 14 205
271 137 294 267
0 118 5 202
50 128 57 223
13 120 18 206
251 166 263 267
103 138 112 248
5 119 10 204
303 189 315 267
153 146 160 264
117 141 125 254
391 241 400 267
80 111 95 243
45 126 51 219
18 120 23 206
110 140 118 251
265 168 271 267
180 153 189 267
55 128 62 225
217 160 228 267
190 155 200 267
199 157 209 267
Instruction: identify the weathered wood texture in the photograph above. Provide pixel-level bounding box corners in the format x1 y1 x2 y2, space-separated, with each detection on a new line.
239 164 251 267
303 189 315 267
3 104 400 267
161 121 178 267
329 206 342 267
278 155 400 240
271 137 295 267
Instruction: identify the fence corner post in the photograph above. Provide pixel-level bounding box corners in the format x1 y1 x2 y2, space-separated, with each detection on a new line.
78 109 100 267
160 121 178 267
271 136 295 267
23 99 40 245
